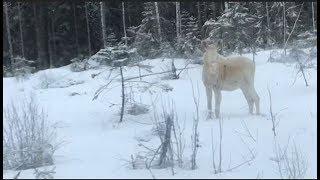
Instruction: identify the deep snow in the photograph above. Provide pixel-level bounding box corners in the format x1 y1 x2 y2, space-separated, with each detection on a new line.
3 49 317 179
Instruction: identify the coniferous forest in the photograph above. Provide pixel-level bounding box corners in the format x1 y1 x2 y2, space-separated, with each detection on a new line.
3 1 317 74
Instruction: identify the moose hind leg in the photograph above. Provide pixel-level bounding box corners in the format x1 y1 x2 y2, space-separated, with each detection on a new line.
241 87 254 114
252 88 260 114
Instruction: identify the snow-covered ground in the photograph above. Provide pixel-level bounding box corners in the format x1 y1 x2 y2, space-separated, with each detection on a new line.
3 49 317 179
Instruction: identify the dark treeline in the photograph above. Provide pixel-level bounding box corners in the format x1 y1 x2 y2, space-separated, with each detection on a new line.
3 1 317 72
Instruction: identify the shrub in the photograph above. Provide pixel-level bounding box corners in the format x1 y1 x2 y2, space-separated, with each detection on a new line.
3 94 58 170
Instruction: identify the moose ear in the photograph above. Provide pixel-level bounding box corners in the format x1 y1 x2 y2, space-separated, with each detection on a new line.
216 40 223 52
201 40 208 51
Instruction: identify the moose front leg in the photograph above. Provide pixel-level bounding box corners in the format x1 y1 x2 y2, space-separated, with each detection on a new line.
214 89 222 118
205 87 213 119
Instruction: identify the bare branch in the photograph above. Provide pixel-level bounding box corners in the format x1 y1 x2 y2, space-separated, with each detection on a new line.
124 67 196 81
119 66 125 122
267 86 277 137
92 74 120 100
211 128 217 173
225 155 255 172
284 3 304 52
218 115 223 172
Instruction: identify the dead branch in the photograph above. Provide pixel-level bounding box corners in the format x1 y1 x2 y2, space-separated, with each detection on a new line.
124 67 196 81
267 86 276 137
224 155 256 172
218 115 223 172
298 62 309 87
211 128 217 174
92 74 120 100
233 120 257 142
177 59 192 77
190 81 200 170
171 58 178 79
91 67 114 79
158 113 173 167
172 106 185 168
119 66 125 122
13 171 21 179
145 162 156 179
284 3 304 52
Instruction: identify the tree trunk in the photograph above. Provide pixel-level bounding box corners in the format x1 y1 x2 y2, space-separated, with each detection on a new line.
211 2 216 20
197 2 201 27
283 2 286 55
266 2 270 46
18 2 25 58
33 3 41 68
176 2 181 38
155 2 162 42
50 9 55 68
4 2 13 63
221 2 224 12
312 2 316 32
100 2 108 48
284 3 304 51
47 13 53 68
39 2 49 69
122 2 128 46
224 2 229 11
204 2 208 21
73 3 80 56
127 2 131 27
85 2 92 56
35 2 49 69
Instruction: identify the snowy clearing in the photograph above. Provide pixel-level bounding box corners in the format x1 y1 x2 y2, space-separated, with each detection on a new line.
3 49 317 179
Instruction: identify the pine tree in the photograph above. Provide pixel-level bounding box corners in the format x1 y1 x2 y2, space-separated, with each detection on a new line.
185 16 200 39
106 29 117 46
131 2 173 58
207 2 258 54
250 2 274 48
176 10 201 58
180 10 190 38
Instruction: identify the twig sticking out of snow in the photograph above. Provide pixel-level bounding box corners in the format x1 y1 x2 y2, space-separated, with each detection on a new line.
190 80 200 170
267 86 277 137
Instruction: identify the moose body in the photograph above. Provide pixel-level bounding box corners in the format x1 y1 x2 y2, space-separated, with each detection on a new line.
202 46 260 118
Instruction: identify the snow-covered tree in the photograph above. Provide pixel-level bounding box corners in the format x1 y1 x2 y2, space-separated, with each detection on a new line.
106 29 117 46
130 2 173 58
11 56 36 78
206 2 258 55
180 10 190 38
175 10 201 58
249 2 274 49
